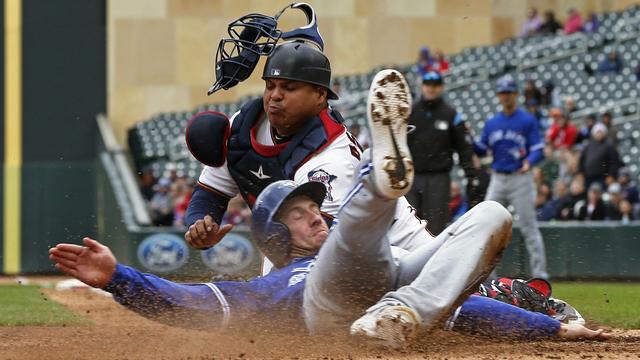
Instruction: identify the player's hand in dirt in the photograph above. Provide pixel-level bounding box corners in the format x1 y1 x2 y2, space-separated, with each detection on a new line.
558 323 611 341
184 215 233 249
49 237 117 289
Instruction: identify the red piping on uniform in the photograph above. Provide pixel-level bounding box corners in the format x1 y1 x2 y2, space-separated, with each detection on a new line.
250 113 289 157
295 108 346 172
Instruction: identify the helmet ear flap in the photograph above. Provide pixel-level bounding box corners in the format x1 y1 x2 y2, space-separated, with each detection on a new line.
250 208 292 268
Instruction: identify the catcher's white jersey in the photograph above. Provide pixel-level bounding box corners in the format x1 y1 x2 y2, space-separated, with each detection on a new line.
198 111 435 273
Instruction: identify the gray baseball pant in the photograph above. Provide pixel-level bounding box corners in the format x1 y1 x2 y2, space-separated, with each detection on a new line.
303 173 512 333
485 172 549 279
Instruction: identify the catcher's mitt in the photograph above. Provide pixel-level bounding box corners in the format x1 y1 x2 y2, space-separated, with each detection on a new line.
475 277 553 315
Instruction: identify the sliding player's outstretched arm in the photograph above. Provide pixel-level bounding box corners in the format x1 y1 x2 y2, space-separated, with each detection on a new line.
49 237 229 327
449 296 610 341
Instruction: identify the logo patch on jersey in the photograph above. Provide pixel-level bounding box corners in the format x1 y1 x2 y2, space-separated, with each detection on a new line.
308 169 337 201
435 119 449 131
288 273 307 287
250 165 271 180
137 233 189 273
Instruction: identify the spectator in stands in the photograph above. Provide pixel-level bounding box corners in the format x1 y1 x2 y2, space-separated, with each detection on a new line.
539 144 559 183
536 182 556 221
575 115 597 145
601 111 618 145
579 123 622 190
564 8 583 35
563 96 578 115
149 178 174 226
546 108 578 150
597 50 623 75
525 98 545 133
432 50 450 74
618 168 639 204
582 12 599 34
538 10 563 35
605 182 623 220
519 7 542 37
635 63 640 81
221 195 251 226
541 80 561 107
163 162 178 183
619 199 635 223
139 168 156 201
328 79 356 113
524 79 542 105
414 46 434 77
557 175 586 220
172 177 194 227
545 179 570 219
577 183 606 220
448 181 468 223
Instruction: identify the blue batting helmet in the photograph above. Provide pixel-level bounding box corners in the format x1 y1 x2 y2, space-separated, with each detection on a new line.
251 180 326 268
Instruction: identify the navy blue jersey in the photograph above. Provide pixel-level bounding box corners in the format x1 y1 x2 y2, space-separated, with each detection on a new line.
103 258 559 339
475 108 544 173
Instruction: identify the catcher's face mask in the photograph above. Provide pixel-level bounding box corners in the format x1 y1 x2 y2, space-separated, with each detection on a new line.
207 13 281 95
207 2 324 96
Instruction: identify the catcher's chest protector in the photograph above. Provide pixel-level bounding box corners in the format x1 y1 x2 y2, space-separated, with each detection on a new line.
226 98 344 206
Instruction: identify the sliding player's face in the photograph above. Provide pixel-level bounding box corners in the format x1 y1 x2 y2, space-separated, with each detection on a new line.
278 195 329 257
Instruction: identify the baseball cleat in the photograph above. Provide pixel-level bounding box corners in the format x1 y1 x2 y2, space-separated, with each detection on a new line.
367 69 414 199
350 301 421 349
550 298 586 325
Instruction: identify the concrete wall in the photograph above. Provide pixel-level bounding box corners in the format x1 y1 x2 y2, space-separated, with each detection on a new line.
108 0 640 145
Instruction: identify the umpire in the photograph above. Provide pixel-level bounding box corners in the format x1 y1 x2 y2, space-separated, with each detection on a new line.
406 71 475 235
474 75 548 279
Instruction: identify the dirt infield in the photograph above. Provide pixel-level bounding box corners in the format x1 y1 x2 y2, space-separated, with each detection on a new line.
1 285 639 360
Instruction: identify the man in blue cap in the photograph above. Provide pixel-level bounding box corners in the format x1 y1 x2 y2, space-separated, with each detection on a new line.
406 71 475 235
474 74 548 279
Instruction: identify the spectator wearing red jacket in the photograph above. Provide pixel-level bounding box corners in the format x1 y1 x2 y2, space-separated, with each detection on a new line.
564 8 583 35
546 108 578 150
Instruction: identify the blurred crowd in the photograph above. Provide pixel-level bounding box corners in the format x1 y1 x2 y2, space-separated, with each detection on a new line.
519 7 599 37
139 164 251 227
447 89 635 224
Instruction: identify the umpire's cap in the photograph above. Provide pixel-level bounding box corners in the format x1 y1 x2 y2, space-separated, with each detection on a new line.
496 75 518 93
262 41 339 100
251 180 326 268
422 71 444 84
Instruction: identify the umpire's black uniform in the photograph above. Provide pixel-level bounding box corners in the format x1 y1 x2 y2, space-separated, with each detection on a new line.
407 73 475 235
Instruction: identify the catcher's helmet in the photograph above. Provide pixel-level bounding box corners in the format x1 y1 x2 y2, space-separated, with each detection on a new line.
262 41 338 99
251 180 326 268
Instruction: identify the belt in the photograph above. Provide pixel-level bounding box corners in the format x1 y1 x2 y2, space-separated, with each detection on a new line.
494 170 516 175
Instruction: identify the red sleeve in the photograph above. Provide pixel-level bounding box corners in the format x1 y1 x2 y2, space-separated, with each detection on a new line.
565 125 578 147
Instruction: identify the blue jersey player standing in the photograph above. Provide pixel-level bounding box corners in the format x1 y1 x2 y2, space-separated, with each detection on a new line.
50 70 607 349
474 75 549 280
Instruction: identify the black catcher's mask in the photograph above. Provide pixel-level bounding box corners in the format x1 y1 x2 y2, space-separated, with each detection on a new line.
207 3 322 96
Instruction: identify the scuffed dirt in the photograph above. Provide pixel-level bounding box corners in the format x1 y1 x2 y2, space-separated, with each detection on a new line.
0 280 639 359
